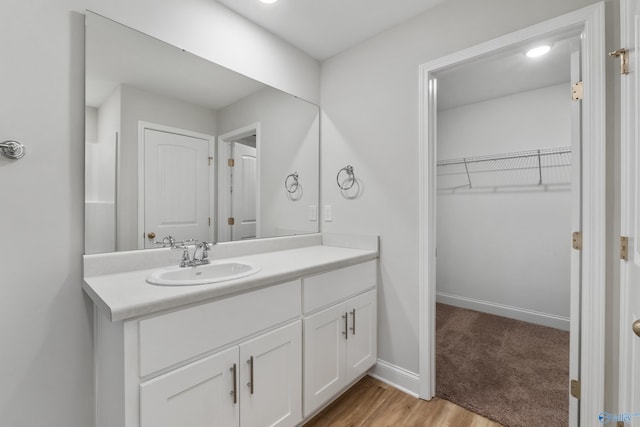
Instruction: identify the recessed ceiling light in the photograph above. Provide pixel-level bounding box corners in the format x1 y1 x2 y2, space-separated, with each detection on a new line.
259 0 278 3
526 45 551 58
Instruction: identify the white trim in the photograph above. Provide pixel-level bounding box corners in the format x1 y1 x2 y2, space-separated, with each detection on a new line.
436 292 570 331
137 121 216 250
368 359 420 398
217 141 231 242
418 4 606 426
618 0 636 417
217 122 261 241
208 137 216 244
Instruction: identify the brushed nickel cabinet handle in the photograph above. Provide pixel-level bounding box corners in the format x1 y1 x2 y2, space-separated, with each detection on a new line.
350 309 356 335
247 356 254 394
342 312 348 340
230 364 237 404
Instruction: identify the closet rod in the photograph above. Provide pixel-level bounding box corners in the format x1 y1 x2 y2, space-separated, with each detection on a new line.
437 146 571 167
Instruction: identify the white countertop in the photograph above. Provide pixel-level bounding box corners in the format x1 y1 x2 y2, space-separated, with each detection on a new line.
83 244 378 322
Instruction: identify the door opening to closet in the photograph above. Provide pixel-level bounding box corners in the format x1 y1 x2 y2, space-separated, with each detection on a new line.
433 34 581 427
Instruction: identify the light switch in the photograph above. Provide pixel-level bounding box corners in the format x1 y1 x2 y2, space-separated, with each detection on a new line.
308 205 317 221
324 205 332 222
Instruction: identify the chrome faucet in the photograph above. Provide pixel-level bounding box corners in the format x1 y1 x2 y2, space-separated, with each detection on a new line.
171 239 213 267
193 241 211 265
154 235 176 248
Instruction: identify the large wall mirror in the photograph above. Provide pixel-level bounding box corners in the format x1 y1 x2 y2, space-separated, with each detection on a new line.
84 12 320 254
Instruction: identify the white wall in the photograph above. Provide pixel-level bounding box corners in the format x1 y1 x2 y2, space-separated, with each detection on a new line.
320 0 604 385
436 84 572 329
0 1 319 426
218 88 320 238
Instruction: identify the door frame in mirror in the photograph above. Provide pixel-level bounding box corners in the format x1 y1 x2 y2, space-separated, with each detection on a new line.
217 122 262 242
418 3 605 426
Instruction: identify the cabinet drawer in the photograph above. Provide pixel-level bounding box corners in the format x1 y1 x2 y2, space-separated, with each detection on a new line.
139 280 301 377
302 261 376 314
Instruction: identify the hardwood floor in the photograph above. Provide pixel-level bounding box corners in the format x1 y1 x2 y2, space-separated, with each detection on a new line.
303 376 502 427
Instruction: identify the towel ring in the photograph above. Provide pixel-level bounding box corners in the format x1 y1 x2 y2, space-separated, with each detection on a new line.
285 172 299 193
0 140 25 160
336 165 355 190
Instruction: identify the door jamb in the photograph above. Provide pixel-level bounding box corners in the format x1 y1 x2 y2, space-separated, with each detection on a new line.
417 4 605 426
217 122 262 241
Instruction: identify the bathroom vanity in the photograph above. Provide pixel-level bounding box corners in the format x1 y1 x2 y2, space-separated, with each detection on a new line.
83 233 378 427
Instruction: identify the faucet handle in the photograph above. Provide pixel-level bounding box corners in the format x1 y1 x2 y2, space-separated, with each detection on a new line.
174 245 191 267
201 242 210 259
154 235 176 248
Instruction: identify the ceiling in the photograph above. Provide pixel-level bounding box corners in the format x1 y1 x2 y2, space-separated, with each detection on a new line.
216 0 447 61
436 36 576 110
215 0 576 110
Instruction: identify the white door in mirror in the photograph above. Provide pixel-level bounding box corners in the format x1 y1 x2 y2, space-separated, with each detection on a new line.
146 262 261 286
143 127 212 248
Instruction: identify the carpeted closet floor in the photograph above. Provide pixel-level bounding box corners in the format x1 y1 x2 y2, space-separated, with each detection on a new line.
436 303 569 427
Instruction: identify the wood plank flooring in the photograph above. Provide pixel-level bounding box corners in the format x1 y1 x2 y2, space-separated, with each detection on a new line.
304 376 502 427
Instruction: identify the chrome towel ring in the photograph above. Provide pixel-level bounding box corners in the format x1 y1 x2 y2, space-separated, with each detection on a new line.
285 172 299 193
336 165 355 190
0 140 26 160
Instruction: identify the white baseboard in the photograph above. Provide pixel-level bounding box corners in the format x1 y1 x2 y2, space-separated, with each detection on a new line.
368 359 420 398
436 292 570 331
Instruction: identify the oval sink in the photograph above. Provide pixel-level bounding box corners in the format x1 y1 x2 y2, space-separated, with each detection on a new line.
146 262 261 286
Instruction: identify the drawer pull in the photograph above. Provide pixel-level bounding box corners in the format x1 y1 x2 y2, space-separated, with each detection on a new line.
230 364 237 404
247 356 254 394
342 312 348 340
350 309 356 335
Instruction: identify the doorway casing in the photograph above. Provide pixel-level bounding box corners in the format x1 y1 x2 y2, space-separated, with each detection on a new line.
418 3 605 426
218 122 262 242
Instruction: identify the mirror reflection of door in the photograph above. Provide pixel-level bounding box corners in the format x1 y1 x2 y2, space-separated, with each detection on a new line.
230 136 257 241
142 124 213 248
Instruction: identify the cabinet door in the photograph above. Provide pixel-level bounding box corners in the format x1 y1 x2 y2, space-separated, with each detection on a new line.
140 346 239 427
239 321 302 427
345 290 377 382
303 303 348 417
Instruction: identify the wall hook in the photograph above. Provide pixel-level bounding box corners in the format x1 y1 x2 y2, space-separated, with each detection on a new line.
0 140 26 160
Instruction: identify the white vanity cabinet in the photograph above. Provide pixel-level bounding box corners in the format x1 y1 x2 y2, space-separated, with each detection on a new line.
95 280 303 427
89 249 378 427
140 346 239 427
140 321 301 427
301 261 377 417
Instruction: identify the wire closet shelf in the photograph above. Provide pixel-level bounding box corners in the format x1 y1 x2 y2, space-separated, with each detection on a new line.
436 146 572 190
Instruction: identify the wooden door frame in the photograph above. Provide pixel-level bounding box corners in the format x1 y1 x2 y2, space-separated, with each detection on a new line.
217 122 261 242
417 3 605 426
137 121 216 249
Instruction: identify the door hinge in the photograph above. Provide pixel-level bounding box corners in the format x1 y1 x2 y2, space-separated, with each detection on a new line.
208 156 213 166
570 379 580 399
609 48 629 75
228 217 235 225
572 231 582 250
228 159 235 167
621 236 629 261
571 81 583 101
208 217 211 226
